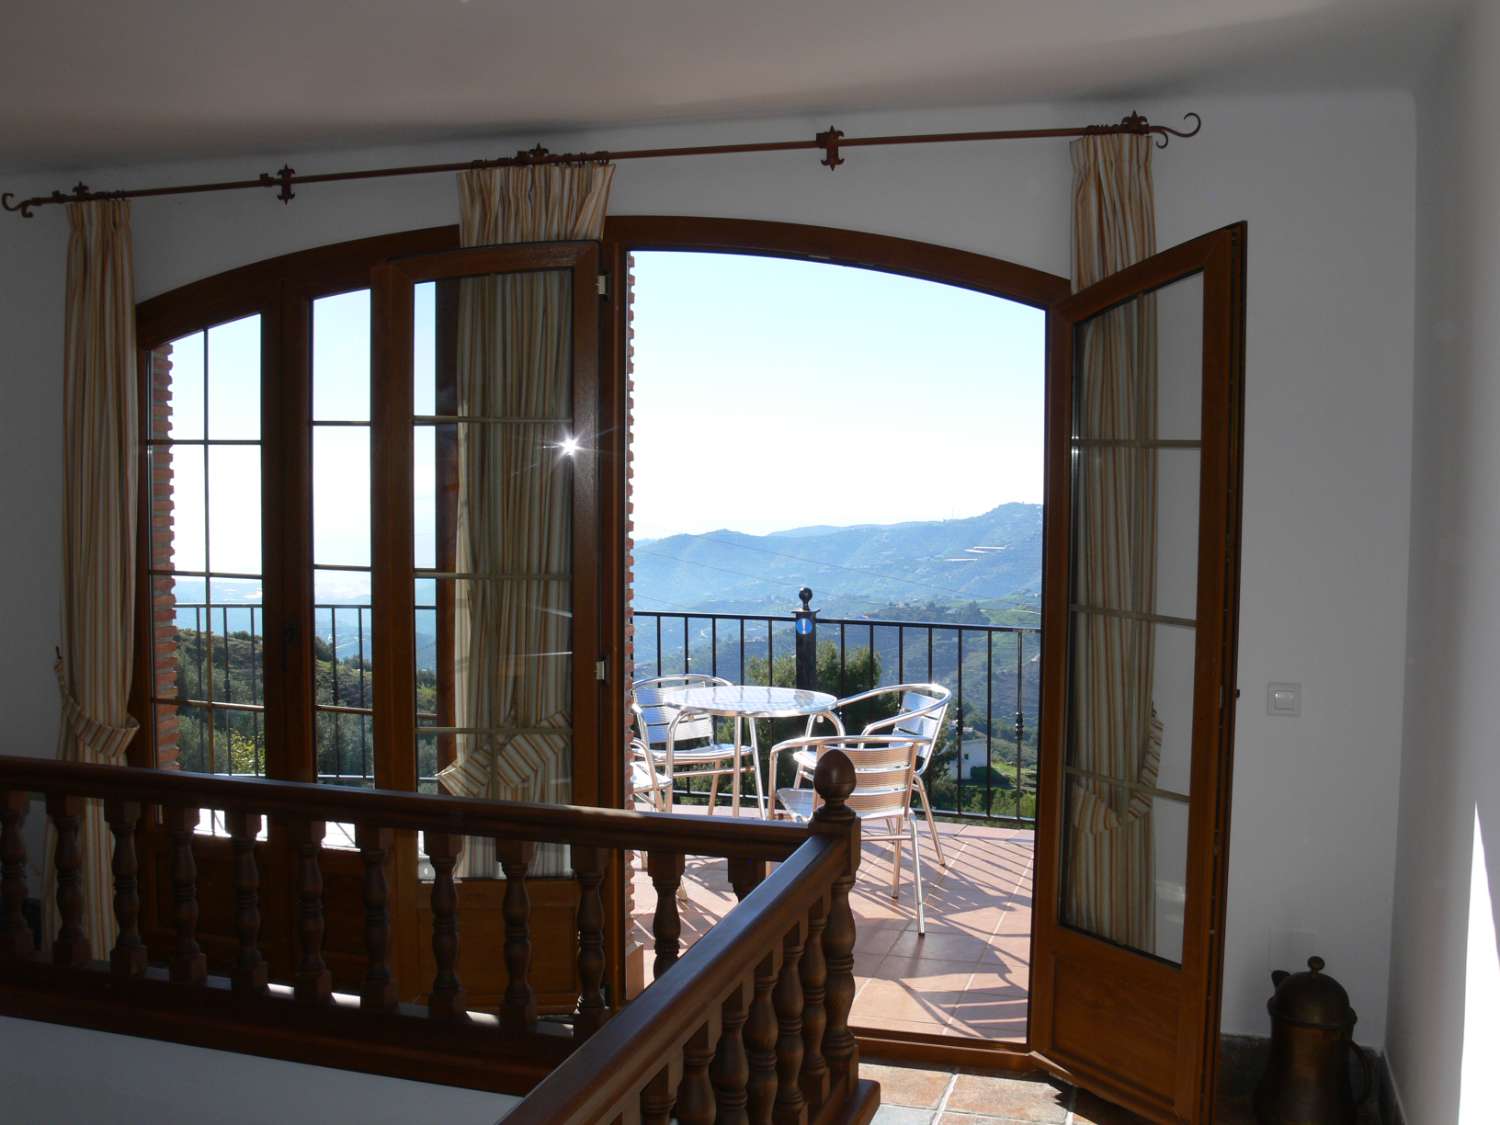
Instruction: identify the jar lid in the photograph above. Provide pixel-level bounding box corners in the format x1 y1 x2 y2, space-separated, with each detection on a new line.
1268 956 1357 1030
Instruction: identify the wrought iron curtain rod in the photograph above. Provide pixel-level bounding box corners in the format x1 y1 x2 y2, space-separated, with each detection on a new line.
2 111 1200 219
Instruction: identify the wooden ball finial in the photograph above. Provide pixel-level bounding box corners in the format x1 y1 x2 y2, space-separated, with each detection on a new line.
813 748 856 808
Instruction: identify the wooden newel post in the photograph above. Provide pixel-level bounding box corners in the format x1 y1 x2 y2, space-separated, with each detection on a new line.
809 750 860 1096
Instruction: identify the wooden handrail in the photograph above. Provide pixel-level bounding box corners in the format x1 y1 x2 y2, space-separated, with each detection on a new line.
507 833 847 1123
0 756 807 860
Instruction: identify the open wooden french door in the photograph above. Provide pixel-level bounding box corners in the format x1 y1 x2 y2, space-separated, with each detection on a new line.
371 240 607 1010
1031 223 1246 1124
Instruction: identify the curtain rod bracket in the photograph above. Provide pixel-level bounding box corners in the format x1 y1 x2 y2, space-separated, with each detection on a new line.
817 127 844 171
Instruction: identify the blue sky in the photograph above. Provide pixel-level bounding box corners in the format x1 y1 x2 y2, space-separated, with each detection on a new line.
630 252 1045 540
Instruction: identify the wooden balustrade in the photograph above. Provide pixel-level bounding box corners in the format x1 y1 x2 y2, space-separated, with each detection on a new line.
0 751 875 1123
505 750 876 1125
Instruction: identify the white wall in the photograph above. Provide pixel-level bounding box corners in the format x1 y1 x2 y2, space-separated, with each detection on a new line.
0 1015 518 1124
1385 3 1500 1121
0 89 1417 1043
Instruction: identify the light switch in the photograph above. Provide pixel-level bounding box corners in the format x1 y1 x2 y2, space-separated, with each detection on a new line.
1267 682 1301 717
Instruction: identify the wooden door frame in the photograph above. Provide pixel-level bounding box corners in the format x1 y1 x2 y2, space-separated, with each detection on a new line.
1031 224 1246 1123
598 215 1069 1063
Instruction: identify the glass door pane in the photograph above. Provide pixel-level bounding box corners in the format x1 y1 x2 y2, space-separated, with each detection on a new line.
373 242 601 879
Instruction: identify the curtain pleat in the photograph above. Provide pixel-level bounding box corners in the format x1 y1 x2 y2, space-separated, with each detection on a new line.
45 199 140 955
1064 135 1162 950
437 165 613 877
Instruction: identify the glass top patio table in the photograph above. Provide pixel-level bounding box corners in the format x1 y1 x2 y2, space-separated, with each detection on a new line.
668 684 839 720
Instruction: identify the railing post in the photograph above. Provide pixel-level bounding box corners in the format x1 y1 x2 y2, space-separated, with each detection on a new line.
773 921 807 1123
498 839 537 1034
164 804 206 984
2 791 35 958
104 800 147 978
425 831 468 1021
227 811 268 997
574 844 608 1038
746 949 781 1125
290 817 332 1004
793 587 817 693
356 822 396 1011
799 895 831 1110
809 751 860 1097
47 793 89 967
713 978 752 1124
647 849 685 979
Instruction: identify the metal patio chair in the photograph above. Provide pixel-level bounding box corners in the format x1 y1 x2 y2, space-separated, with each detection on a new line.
790 682 951 868
630 674 764 815
771 733 931 933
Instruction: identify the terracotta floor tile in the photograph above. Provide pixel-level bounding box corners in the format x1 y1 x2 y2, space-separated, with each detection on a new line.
851 975 966 1026
872 1106 938 1124
888 928 995 963
945 1073 1071 1121
1071 1089 1150 1123
947 980 1029 1039
859 1063 954 1109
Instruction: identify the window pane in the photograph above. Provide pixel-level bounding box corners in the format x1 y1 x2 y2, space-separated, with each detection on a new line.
313 290 371 422
207 599 265 709
414 281 437 416
221 708 266 778
154 331 204 441
206 314 261 440
313 426 370 567
414 424 437 570
208 445 261 574
314 604 374 709
314 711 373 788
169 702 212 774
156 445 206 573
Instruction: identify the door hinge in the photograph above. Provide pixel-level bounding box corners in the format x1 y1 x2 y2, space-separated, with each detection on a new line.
595 657 608 681
597 273 609 297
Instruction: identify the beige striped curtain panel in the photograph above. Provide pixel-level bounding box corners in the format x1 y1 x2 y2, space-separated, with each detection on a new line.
1063 134 1163 951
437 164 614 877
46 200 141 954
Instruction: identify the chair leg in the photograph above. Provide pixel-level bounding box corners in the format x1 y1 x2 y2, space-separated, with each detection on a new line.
709 770 720 816
890 833 903 899
749 724 766 818
913 776 947 868
908 817 926 936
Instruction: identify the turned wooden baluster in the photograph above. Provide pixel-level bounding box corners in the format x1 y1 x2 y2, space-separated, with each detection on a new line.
163 805 206 983
48 794 89 966
498 839 536 1033
728 856 767 903
712 979 752 1125
745 949 780 1125
799 896 831 1110
290 818 332 1004
640 1065 675 1125
574 844 608 1038
773 922 807 1123
810 751 860 1094
226 811 268 996
104 800 146 978
1 791 34 958
646 849 684 979
357 823 396 1011
425 831 468 1021
677 1022 717 1125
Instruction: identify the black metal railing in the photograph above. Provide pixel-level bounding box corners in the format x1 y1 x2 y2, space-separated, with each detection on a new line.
631 590 1041 824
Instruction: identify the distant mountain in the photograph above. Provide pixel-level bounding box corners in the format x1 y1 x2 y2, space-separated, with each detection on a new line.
633 503 1042 615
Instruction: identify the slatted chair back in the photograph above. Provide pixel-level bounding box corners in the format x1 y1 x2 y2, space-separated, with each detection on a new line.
632 675 729 750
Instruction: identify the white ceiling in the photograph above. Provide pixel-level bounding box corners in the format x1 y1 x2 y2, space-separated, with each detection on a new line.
0 0 1460 173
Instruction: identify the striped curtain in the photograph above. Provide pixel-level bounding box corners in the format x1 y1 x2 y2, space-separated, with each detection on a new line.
437 165 614 877
1063 135 1162 951
46 200 141 955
